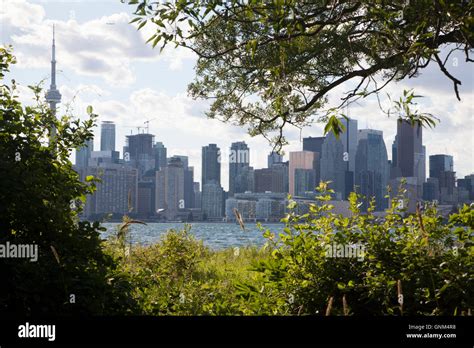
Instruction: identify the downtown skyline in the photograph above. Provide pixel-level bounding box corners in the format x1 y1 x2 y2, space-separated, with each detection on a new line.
1 0 473 193
75 114 474 221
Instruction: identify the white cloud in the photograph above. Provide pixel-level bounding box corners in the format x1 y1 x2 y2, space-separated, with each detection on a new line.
1 0 195 85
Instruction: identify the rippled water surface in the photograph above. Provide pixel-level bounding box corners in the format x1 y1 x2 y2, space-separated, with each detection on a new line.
102 222 285 249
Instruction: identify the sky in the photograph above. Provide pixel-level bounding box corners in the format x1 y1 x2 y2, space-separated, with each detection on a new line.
1 0 473 191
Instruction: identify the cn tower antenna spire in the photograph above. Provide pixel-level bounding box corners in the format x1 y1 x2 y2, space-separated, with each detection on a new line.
45 24 62 142
51 24 56 87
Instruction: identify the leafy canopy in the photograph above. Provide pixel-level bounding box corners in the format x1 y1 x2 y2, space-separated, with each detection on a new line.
126 0 473 150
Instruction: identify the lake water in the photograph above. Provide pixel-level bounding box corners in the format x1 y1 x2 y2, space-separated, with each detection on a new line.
101 222 285 249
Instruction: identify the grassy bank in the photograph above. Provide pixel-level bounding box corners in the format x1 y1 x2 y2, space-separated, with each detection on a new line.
105 226 273 315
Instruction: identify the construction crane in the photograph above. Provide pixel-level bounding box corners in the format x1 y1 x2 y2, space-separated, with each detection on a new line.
144 118 156 134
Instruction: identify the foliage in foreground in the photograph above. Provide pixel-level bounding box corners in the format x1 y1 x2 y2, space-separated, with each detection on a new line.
241 184 473 316
0 47 137 316
106 224 270 315
108 185 473 316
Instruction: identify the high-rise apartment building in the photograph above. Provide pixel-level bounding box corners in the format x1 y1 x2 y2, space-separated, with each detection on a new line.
83 164 138 218
229 141 251 195
202 181 224 220
355 129 389 211
100 121 116 152
155 157 185 220
202 144 221 185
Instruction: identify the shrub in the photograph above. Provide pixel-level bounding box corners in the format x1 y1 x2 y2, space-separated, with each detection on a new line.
239 182 473 315
0 47 137 316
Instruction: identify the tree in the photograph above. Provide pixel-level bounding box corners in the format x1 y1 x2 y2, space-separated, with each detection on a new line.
0 47 137 315
126 0 473 149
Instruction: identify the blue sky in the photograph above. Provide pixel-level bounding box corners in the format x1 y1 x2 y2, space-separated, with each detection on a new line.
1 0 473 190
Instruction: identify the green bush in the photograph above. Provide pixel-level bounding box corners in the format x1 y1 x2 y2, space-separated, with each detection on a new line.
0 47 137 316
239 182 473 315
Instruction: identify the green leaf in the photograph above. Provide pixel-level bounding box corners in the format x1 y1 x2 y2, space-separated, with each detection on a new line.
85 175 95 182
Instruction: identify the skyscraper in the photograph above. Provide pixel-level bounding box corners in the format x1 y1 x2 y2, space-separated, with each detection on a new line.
153 142 167 171
267 151 283 168
429 155 454 179
439 170 456 203
303 136 325 154
137 181 154 218
355 129 389 211
289 151 317 196
100 121 116 152
125 133 155 179
202 144 221 185
339 118 358 173
75 138 94 168
45 25 61 141
234 166 254 193
396 120 425 192
294 169 316 197
83 164 138 218
126 133 153 160
458 174 474 201
155 157 185 220
390 136 402 179
229 141 251 195
392 136 398 168
320 134 346 199
302 136 324 186
193 182 202 209
202 181 224 220
339 117 358 198
428 154 455 204
184 164 195 209
254 163 288 193
174 155 189 169
423 178 440 202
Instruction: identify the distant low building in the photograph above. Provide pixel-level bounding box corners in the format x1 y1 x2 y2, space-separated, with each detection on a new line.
226 192 286 222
